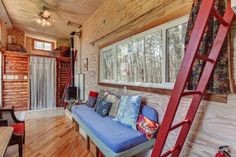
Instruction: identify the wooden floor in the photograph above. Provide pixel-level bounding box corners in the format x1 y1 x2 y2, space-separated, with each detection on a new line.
5 110 93 157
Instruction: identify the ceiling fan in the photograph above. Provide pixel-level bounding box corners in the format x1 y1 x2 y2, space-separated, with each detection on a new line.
36 6 52 26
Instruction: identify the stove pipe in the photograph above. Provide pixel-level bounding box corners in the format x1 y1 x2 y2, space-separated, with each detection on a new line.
67 32 77 100
70 32 76 86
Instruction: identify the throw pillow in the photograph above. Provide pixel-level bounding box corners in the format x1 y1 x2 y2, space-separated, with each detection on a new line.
114 95 141 130
95 100 112 117
106 93 120 117
89 91 99 97
137 115 159 140
86 96 97 108
94 97 105 112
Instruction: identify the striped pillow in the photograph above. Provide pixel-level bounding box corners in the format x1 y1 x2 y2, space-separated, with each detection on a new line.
106 93 120 117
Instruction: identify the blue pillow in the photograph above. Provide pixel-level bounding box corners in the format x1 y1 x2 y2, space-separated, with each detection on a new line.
86 96 97 108
140 105 159 123
114 95 141 130
95 99 112 117
94 97 105 112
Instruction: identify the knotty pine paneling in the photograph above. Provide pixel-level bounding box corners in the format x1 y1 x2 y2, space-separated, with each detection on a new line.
2 52 29 110
89 0 192 47
56 58 70 107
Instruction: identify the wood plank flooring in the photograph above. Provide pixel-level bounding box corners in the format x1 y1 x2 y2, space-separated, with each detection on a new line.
5 110 93 157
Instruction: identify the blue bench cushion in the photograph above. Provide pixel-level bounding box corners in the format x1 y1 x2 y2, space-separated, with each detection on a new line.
72 105 148 153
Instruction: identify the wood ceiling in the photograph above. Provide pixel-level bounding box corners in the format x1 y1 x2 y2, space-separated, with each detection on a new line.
2 0 105 39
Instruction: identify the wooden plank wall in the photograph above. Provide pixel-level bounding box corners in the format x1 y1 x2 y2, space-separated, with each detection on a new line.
79 0 236 156
56 58 70 107
2 52 29 110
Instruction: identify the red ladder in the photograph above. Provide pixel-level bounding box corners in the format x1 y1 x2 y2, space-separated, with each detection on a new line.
61 50 77 108
151 0 235 157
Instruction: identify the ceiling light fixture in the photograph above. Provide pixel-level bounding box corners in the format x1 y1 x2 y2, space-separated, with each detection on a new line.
36 6 52 26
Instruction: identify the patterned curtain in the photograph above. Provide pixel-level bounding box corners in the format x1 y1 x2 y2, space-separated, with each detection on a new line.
185 0 230 94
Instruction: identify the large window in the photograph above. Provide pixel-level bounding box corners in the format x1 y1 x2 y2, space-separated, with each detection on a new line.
100 16 188 88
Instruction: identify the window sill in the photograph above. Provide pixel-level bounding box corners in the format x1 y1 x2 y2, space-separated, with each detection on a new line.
98 82 227 103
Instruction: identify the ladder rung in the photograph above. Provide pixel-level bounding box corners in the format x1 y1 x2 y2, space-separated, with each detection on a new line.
170 119 190 131
161 145 180 157
196 54 215 63
182 91 202 96
212 8 228 26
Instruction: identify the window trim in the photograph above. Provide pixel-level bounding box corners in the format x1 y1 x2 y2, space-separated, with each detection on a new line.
99 15 189 89
98 82 228 103
32 38 54 52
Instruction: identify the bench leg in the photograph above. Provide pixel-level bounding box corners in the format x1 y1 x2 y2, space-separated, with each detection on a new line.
96 147 99 157
86 135 90 150
73 119 79 132
18 137 23 157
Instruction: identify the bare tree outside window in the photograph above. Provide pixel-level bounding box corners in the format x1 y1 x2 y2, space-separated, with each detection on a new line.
144 32 163 83
117 43 129 82
103 48 115 80
167 23 187 82
100 17 188 87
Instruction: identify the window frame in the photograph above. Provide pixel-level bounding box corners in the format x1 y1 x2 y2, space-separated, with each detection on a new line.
33 39 54 52
99 15 189 89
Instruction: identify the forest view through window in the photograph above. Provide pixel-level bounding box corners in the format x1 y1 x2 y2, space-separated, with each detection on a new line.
100 16 188 88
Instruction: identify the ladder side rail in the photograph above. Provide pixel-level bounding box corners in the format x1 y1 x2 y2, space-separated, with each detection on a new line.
151 1 215 156
62 74 71 108
61 63 72 107
172 5 235 156
61 50 77 108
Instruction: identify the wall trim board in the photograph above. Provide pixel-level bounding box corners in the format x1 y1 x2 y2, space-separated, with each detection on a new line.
3 51 70 60
98 82 227 103
229 30 236 93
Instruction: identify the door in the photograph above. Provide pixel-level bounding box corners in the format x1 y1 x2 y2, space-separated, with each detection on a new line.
30 56 56 110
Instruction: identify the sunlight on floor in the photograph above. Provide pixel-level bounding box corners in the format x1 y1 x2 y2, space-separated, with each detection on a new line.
4 108 91 157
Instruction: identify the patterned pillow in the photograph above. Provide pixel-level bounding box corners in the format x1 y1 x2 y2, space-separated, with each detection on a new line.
86 96 97 108
94 97 104 111
95 100 112 117
106 93 120 117
137 115 159 140
114 96 141 130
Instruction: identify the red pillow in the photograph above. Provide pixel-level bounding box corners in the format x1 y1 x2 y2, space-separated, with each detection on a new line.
89 91 99 97
137 115 159 140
